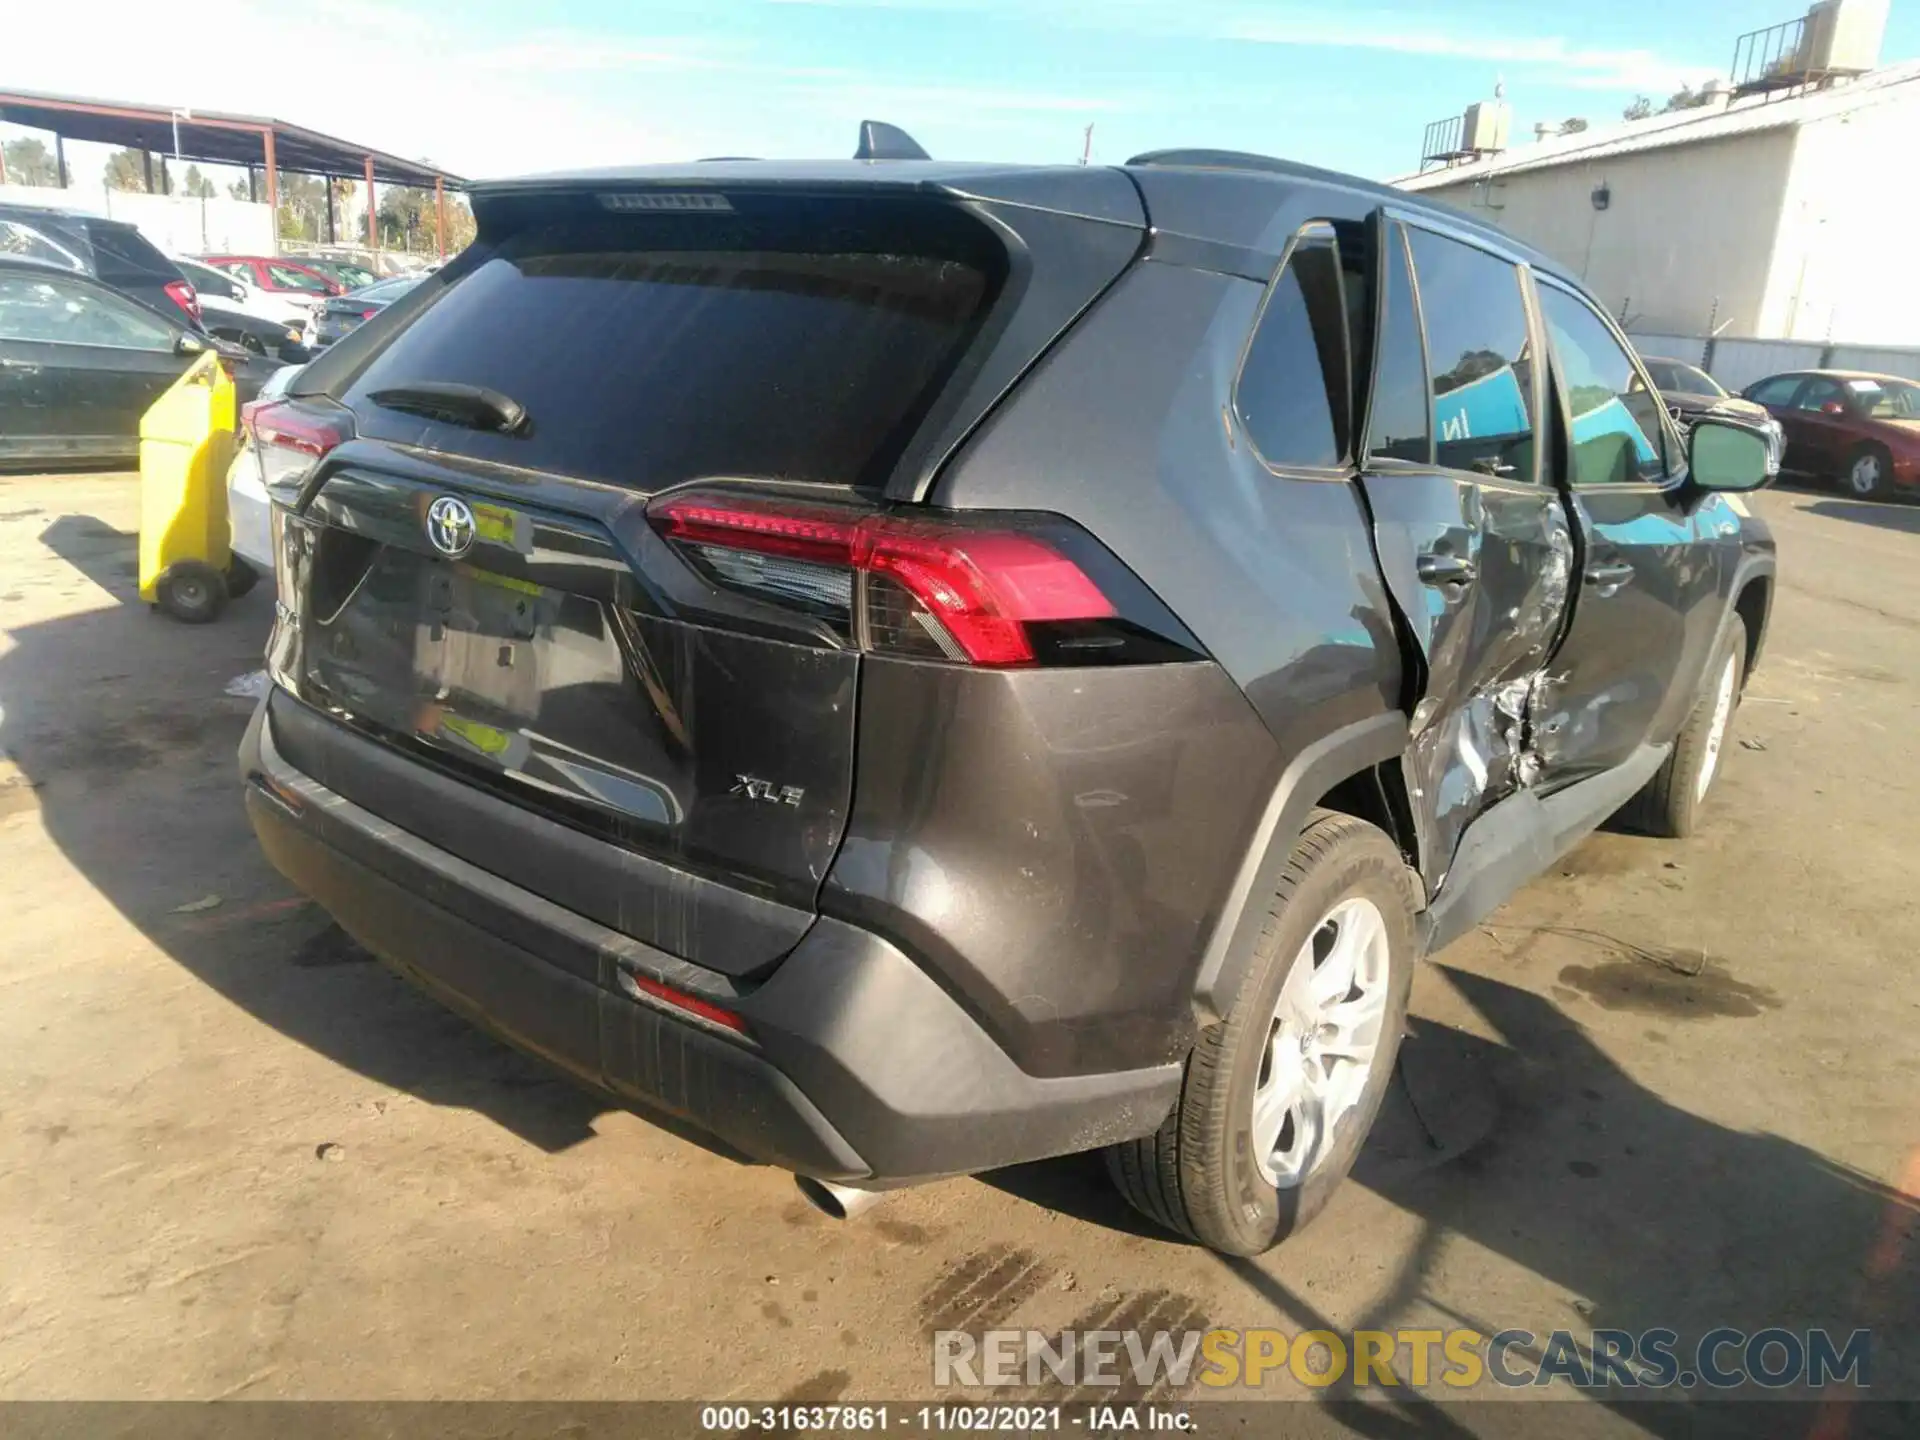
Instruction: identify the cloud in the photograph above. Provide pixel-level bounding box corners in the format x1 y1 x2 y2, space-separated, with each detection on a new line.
1224 17 1709 95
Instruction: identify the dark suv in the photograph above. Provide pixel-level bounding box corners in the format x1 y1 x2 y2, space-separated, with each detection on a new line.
238 136 1778 1256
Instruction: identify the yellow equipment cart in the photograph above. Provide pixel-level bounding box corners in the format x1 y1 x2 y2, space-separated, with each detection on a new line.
137 350 256 623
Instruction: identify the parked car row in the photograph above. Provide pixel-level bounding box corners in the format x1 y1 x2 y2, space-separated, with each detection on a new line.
1740 369 1920 499
0 198 425 468
1638 351 1919 499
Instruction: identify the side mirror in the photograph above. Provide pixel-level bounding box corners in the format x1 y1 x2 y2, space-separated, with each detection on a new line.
231 277 253 300
1688 417 1772 493
175 332 206 356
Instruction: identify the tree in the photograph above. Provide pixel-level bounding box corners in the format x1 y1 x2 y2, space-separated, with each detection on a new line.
228 178 252 201
180 165 217 199
1662 83 1714 113
2 137 65 187
104 147 151 192
1559 117 1590 135
1623 95 1653 121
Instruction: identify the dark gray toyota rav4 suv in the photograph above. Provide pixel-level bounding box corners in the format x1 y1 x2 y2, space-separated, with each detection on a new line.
239 134 1777 1256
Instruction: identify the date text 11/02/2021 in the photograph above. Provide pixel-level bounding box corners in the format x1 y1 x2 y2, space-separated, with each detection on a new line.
699 1406 1191 1431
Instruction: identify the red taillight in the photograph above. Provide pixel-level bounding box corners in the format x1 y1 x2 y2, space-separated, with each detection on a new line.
164 279 201 323
241 399 350 457
651 494 1116 668
623 972 749 1035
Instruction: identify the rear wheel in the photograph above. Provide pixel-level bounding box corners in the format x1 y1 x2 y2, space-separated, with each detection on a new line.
1630 616 1745 838
1107 810 1416 1256
155 561 227 625
1843 444 1890 499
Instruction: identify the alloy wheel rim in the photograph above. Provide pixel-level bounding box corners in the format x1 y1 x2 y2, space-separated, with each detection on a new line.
1696 652 1738 801
1851 456 1880 495
1250 896 1391 1189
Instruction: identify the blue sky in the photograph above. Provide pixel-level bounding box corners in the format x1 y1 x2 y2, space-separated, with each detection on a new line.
7 0 1918 185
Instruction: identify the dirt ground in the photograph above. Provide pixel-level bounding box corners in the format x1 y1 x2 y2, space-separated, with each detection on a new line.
1 473 1915 1433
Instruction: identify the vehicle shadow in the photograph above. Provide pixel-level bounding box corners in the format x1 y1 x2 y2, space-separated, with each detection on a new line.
1802 499 1920 534
35 514 143 596
987 964 1917 1434
0 550 621 1155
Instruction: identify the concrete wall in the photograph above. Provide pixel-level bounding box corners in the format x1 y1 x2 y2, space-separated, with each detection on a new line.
0 183 273 259
1762 90 1920 344
1416 128 1797 337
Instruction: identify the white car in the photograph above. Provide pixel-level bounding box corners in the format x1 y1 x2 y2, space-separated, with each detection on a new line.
188 258 318 329
226 362 304 576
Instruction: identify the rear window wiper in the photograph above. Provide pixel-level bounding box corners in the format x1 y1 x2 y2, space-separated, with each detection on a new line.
366 382 531 436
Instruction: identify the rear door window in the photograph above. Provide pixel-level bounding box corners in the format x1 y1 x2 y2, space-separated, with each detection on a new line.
1405 226 1536 482
339 200 1002 492
1364 222 1431 465
1235 224 1348 468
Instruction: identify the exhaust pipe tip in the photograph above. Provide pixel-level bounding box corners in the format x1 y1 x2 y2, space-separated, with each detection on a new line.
795 1175 888 1221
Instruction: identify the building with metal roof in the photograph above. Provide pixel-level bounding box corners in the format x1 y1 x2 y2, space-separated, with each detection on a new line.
1388 0 1919 348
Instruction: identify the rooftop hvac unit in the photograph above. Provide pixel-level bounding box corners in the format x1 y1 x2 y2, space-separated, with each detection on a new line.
1462 100 1511 153
1803 0 1887 74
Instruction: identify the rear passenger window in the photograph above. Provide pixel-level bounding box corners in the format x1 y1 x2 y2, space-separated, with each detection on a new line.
1236 226 1348 468
1747 375 1803 405
1405 227 1535 481
1365 223 1430 465
1537 285 1668 484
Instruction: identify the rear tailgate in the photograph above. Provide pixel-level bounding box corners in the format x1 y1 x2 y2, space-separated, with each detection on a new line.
265 171 1145 976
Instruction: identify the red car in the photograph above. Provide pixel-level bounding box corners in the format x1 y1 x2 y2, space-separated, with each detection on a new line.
1740 369 1920 498
199 255 345 300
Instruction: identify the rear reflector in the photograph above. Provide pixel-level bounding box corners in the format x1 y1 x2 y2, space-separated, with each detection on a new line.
623 971 749 1035
651 493 1116 667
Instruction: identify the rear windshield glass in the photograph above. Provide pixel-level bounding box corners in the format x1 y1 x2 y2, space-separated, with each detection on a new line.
340 199 1002 492
82 223 178 283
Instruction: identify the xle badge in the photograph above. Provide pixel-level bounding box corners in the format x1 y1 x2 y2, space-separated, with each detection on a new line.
732 775 805 807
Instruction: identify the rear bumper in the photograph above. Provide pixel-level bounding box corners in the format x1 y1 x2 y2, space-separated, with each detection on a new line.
240 695 1180 1185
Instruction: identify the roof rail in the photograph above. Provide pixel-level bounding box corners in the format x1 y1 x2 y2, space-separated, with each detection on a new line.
855 120 931 161
1125 148 1294 174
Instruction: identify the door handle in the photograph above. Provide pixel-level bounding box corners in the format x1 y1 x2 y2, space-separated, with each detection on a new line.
1416 552 1477 587
1584 560 1636 592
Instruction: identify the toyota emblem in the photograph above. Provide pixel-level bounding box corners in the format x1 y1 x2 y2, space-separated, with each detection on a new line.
426 495 476 558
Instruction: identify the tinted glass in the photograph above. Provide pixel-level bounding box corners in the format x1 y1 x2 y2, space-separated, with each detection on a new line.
1406 227 1535 481
1365 223 1430 465
355 275 420 303
0 273 175 349
1539 285 1667 484
268 264 330 293
82 223 178 283
1236 229 1346 467
178 259 238 299
1793 378 1846 412
0 220 85 271
1852 377 1920 419
1747 375 1803 405
342 203 999 492
1666 361 1722 396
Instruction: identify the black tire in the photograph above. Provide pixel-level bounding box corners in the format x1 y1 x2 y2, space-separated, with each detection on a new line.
155 561 228 625
225 556 260 599
1841 443 1891 500
1106 810 1417 1255
1630 616 1745 839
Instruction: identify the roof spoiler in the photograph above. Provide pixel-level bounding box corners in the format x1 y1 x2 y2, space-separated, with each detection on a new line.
855 120 930 161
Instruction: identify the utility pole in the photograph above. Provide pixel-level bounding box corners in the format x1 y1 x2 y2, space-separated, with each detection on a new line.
1080 123 1094 165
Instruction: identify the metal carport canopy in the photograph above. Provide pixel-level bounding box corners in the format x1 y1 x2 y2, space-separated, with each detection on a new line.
0 87 464 188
